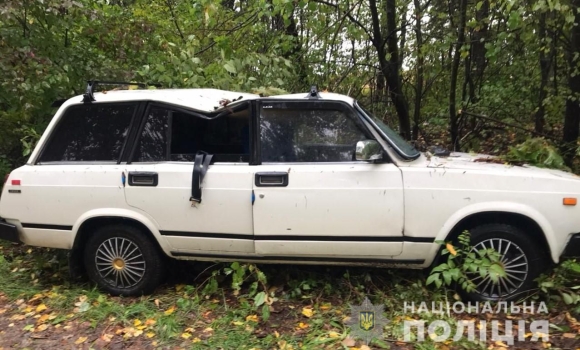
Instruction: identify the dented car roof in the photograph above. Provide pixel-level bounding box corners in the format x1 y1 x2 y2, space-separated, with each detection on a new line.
63 88 356 113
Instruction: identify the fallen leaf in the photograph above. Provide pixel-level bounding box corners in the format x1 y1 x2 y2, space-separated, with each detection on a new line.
37 315 49 323
164 306 175 315
360 345 371 350
181 332 191 339
232 321 244 326
563 333 576 338
246 314 259 323
35 304 47 313
101 333 113 342
134 319 142 327
297 322 309 329
301 307 314 318
192 337 201 343
494 340 508 348
35 324 48 332
320 303 332 311
146 332 155 338
145 319 156 326
341 337 356 347
154 299 160 308
329 331 340 338
74 336 87 345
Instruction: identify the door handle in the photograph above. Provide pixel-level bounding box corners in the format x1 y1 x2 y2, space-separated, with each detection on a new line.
128 172 159 187
255 172 288 187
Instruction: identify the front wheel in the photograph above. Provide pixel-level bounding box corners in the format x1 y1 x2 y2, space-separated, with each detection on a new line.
84 225 165 296
460 223 547 302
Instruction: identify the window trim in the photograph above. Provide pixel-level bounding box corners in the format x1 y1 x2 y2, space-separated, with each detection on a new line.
256 99 381 164
127 101 254 165
354 102 420 161
35 102 139 165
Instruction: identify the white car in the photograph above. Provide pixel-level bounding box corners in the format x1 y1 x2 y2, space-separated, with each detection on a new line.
0 83 578 301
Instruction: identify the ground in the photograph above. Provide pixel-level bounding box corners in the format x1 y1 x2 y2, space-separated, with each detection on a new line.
0 241 578 350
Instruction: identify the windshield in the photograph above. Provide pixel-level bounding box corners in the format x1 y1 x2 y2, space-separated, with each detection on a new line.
356 103 420 159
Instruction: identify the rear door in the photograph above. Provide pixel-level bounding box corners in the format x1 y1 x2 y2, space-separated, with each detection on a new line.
124 103 254 255
252 100 405 260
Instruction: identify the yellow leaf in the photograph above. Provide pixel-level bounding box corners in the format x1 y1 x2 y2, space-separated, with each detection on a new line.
301 307 314 318
446 243 457 256
203 327 214 333
329 331 340 338
74 336 87 345
181 332 191 339
494 340 508 348
133 319 142 327
136 325 147 330
184 327 194 333
35 324 48 332
274 330 280 338
563 333 576 338
320 303 332 311
246 314 259 323
192 337 201 343
101 333 113 342
164 306 175 316
232 321 244 326
145 319 156 326
297 322 309 329
146 332 155 338
37 315 49 323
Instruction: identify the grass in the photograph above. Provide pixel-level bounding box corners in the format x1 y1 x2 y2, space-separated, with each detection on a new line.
0 241 574 349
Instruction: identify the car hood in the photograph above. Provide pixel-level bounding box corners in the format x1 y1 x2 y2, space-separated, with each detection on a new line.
425 152 580 181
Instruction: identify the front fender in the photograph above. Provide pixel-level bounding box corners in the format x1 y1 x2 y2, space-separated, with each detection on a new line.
432 202 557 263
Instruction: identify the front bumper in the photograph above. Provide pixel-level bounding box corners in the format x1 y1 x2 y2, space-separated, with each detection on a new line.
0 218 20 243
562 233 580 258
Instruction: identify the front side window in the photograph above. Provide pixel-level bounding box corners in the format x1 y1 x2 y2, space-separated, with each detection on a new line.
133 106 250 163
39 103 135 162
260 103 367 162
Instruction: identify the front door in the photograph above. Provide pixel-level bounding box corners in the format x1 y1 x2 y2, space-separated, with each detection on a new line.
124 104 254 255
252 100 404 259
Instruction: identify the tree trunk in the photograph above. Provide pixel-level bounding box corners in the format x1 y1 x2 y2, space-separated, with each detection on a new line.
535 11 549 134
562 0 580 164
449 0 467 151
381 0 411 139
412 0 423 141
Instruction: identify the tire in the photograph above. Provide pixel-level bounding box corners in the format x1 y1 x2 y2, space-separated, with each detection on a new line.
459 223 547 302
84 224 164 296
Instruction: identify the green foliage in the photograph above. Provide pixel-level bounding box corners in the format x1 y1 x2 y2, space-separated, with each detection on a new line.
504 138 569 171
427 231 506 295
536 259 580 312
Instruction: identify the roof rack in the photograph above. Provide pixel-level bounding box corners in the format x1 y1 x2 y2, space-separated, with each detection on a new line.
83 80 161 103
306 85 321 99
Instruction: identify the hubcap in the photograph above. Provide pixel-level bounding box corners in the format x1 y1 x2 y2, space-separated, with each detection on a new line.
95 237 146 289
468 238 528 299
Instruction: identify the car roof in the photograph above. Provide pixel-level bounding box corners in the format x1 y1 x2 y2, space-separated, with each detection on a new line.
63 88 355 113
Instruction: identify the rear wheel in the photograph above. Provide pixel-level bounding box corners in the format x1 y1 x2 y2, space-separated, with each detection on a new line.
460 223 547 302
84 225 164 296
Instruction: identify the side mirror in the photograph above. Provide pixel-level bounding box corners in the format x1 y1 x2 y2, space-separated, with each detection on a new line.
356 140 383 161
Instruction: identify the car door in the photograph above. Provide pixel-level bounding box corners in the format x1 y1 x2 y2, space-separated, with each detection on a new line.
124 103 254 255
252 100 405 259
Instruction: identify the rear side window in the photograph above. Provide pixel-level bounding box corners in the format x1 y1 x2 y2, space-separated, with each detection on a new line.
39 103 136 162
